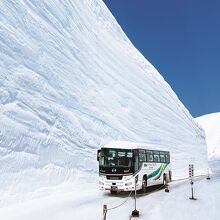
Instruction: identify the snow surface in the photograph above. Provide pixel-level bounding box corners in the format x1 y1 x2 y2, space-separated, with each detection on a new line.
0 0 208 206
196 113 220 170
0 176 219 220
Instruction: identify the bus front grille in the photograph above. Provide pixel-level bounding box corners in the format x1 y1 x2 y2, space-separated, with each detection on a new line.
106 176 123 180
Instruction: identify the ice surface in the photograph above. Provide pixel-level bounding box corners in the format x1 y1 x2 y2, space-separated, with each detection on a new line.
196 113 220 170
0 0 207 205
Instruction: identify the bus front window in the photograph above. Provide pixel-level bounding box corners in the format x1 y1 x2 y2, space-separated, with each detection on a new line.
100 148 133 168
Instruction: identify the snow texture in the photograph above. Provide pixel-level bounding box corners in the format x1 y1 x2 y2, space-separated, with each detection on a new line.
0 0 207 204
1 176 220 220
196 113 220 170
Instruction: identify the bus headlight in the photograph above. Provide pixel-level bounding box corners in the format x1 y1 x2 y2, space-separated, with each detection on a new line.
99 181 104 186
125 182 132 186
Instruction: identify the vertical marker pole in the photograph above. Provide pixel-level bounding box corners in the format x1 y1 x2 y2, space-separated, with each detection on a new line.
189 164 197 200
135 180 137 210
132 176 139 217
207 167 211 180
103 205 107 220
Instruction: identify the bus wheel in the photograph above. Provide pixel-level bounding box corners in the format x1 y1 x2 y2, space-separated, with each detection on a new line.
142 176 147 193
163 174 166 186
110 190 117 195
164 174 170 192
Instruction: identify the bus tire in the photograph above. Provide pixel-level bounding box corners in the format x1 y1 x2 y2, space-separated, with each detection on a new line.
142 175 147 193
110 190 117 195
163 174 166 186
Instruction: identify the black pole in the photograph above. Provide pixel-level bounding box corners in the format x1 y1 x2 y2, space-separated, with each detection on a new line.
207 168 211 180
103 205 107 220
132 177 139 217
135 182 137 210
189 180 197 200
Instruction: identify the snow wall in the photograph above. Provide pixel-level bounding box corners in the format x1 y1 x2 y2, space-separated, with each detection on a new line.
0 0 207 198
196 113 220 171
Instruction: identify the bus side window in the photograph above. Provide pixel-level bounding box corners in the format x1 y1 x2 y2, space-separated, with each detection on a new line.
153 151 160 163
160 152 165 163
139 150 146 163
146 151 153 162
165 153 170 163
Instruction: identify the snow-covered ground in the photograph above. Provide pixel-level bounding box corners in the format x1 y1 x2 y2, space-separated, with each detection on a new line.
0 0 208 213
0 175 219 220
196 113 220 170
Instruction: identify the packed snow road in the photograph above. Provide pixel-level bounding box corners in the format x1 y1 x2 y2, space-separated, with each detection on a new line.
0 175 219 220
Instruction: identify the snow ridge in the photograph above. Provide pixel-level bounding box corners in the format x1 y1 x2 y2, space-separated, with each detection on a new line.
0 0 207 202
196 112 220 170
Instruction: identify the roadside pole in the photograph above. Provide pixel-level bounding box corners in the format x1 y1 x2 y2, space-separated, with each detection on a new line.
189 164 197 200
131 176 139 217
103 205 107 220
207 167 211 180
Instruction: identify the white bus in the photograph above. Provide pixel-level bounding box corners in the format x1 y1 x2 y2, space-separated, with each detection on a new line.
97 141 171 194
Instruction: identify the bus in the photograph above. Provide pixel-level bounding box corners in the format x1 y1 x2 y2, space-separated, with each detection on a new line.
97 141 171 194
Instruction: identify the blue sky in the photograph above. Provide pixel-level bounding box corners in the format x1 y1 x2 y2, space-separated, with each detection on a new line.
103 0 220 117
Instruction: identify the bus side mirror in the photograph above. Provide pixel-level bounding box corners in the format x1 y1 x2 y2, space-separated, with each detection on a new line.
97 150 101 161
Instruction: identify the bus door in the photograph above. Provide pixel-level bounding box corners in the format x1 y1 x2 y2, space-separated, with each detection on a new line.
134 150 139 172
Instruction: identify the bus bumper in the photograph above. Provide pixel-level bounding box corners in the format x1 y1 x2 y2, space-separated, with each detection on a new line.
98 176 141 192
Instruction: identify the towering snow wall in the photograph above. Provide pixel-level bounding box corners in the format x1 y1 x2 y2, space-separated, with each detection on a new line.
196 113 220 171
0 0 207 196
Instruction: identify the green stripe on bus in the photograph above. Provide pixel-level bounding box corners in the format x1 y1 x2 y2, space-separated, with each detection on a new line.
147 163 169 180
147 164 162 179
154 163 168 180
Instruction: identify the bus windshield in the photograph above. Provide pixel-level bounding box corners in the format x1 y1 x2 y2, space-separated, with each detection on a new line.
99 148 133 168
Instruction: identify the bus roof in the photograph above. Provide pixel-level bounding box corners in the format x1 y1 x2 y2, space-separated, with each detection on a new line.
102 141 169 152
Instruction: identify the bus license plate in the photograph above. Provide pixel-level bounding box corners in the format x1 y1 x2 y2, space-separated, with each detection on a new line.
111 186 118 191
